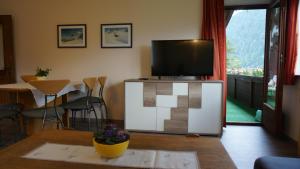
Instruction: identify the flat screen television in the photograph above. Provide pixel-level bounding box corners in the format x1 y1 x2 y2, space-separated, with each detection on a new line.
151 39 214 76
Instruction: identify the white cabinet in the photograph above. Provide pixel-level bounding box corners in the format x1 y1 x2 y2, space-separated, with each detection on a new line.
188 83 222 134
125 82 156 131
125 80 223 135
173 83 188 95
156 95 177 107
156 107 171 131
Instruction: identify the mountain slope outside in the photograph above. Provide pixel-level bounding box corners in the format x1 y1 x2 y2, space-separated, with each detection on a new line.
226 9 267 77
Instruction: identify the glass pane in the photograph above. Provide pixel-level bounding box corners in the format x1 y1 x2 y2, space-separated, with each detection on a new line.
226 10 266 77
0 24 4 70
267 7 280 108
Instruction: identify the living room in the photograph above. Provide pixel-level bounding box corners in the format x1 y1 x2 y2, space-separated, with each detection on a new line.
0 0 299 169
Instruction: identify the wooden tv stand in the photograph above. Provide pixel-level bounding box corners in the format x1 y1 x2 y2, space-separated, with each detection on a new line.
124 79 223 135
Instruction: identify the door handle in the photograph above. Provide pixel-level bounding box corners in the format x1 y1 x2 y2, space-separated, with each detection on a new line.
280 53 284 64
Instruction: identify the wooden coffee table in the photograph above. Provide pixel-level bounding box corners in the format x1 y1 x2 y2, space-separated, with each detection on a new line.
0 130 236 169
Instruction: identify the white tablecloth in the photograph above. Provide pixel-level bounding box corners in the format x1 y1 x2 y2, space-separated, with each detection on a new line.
23 143 200 169
0 81 84 107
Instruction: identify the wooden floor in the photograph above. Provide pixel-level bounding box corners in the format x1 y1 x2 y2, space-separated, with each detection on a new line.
0 119 298 169
221 125 298 169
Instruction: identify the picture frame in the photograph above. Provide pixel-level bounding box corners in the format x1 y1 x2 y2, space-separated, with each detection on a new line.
57 24 86 48
101 23 132 48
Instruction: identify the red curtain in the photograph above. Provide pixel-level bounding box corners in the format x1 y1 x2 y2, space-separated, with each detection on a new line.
201 0 227 126
284 0 299 85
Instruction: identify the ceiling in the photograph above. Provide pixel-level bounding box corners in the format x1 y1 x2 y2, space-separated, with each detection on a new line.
225 0 272 6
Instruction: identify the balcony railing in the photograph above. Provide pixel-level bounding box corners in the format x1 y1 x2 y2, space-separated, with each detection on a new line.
227 74 263 109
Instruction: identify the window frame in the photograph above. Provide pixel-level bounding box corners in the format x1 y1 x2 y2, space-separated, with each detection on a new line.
294 2 300 75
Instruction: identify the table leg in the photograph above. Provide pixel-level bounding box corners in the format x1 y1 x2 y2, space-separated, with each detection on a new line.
15 90 26 135
62 94 69 128
16 90 19 103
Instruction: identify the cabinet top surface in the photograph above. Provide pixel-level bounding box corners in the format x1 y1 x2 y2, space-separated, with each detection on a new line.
125 79 224 83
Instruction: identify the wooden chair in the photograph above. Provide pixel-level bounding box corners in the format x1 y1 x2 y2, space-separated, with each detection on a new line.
79 76 108 128
0 104 23 145
62 77 99 130
22 80 70 129
21 75 37 83
93 76 108 121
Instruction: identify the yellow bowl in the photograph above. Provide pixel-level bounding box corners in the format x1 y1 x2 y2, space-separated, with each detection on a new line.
93 138 129 158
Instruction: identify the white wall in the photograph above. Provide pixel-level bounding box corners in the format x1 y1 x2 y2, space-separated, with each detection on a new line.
283 77 300 141
0 0 202 120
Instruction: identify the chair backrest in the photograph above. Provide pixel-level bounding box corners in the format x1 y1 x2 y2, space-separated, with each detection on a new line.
83 77 97 107
83 77 97 91
29 80 70 95
98 76 107 97
98 76 107 89
21 75 38 83
0 104 22 119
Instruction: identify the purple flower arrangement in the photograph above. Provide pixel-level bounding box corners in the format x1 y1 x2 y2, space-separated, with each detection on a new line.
94 124 130 145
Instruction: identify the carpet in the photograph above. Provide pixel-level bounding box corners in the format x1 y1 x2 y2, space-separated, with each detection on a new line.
226 97 259 123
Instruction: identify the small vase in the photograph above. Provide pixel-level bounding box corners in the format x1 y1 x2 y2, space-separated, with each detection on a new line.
93 138 129 158
36 76 47 80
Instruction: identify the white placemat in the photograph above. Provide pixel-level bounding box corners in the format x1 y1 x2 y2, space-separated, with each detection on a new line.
22 143 200 169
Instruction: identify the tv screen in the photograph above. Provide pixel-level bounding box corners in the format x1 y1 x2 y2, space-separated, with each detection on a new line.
151 39 214 76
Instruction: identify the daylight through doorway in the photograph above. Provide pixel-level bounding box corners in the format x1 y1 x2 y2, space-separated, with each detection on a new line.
226 9 266 124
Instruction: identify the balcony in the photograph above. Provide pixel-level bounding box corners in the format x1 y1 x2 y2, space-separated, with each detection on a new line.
227 74 263 123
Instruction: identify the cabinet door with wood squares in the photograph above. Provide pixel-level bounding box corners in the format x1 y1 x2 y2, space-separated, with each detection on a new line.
125 80 223 135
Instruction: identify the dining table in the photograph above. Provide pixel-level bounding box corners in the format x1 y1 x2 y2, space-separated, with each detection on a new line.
0 81 84 132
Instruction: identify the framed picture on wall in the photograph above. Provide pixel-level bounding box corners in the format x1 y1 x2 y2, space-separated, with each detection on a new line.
101 23 132 48
57 24 86 48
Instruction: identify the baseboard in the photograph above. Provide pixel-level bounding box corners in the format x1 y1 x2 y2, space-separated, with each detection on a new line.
69 118 124 128
226 122 262 126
